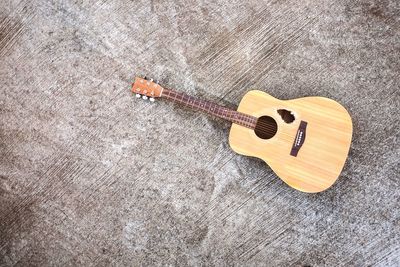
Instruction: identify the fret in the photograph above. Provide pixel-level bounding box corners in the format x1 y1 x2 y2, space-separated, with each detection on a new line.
170 90 178 101
220 108 225 118
245 116 253 128
178 92 184 104
242 115 248 127
223 108 228 119
171 90 177 100
205 102 210 113
242 115 250 128
236 114 242 126
200 100 205 110
246 117 251 128
238 115 244 126
226 109 230 120
182 95 189 106
217 107 222 117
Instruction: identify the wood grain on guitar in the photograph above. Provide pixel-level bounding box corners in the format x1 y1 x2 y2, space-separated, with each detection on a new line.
132 77 353 193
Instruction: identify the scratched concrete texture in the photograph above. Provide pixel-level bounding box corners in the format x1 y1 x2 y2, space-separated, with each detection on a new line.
0 0 399 266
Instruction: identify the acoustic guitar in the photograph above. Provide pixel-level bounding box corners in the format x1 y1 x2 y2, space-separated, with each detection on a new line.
132 77 353 193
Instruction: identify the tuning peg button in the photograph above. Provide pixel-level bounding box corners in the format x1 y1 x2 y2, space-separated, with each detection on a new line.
135 93 141 98
149 97 155 102
142 95 148 100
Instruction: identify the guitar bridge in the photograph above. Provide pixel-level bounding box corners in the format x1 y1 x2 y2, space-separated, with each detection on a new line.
290 121 307 157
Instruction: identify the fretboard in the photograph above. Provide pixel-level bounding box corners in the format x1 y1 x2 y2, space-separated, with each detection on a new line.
162 88 257 129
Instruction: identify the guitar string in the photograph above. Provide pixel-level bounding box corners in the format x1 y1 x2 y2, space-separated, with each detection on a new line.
164 98 287 139
134 83 290 139
162 90 295 141
162 90 290 137
163 90 293 139
134 80 280 133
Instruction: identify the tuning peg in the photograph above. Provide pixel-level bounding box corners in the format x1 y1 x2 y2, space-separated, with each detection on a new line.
149 97 155 102
135 93 141 98
142 95 148 100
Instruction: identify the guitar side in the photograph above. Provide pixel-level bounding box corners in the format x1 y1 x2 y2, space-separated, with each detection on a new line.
229 90 353 193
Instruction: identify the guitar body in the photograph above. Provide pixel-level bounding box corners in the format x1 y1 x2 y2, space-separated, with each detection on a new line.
229 90 353 193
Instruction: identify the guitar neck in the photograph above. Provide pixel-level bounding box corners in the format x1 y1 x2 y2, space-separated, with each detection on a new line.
161 88 257 129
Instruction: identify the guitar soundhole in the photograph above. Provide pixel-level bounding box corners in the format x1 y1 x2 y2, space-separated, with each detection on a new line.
254 116 277 139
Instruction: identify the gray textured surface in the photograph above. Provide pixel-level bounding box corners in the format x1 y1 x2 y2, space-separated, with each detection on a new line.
0 0 399 266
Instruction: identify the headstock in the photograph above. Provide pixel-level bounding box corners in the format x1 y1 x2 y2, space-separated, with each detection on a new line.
132 77 164 102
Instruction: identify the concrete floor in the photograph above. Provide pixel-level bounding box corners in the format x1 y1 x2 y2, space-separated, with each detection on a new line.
1 0 399 266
